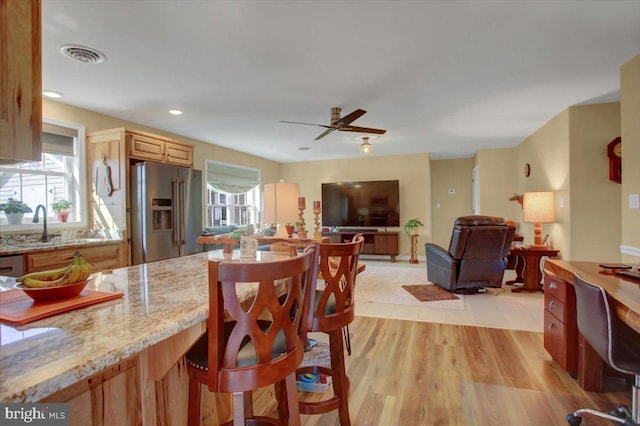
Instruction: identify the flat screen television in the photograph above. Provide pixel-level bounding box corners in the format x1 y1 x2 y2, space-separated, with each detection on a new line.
321 180 400 228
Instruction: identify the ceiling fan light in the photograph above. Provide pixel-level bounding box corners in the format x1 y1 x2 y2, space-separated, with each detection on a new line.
360 141 373 155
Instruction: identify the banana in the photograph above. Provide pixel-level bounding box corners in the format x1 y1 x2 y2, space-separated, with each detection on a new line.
18 252 93 288
22 270 74 288
16 263 73 283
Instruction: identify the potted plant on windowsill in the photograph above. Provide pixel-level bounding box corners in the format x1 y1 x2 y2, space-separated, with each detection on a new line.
0 198 33 225
403 218 424 236
51 199 73 222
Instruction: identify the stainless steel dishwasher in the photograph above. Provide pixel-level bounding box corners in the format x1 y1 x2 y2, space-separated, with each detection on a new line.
0 255 24 277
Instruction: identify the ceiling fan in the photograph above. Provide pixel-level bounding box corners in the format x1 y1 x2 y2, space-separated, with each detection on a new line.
280 107 387 141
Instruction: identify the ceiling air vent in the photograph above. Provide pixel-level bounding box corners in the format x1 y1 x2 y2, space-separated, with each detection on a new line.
58 45 106 64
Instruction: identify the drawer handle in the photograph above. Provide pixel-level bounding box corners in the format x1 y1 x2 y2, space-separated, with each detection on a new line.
548 300 557 308
547 323 555 330
548 282 557 289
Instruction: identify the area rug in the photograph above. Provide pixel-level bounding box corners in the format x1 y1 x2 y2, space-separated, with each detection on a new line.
301 342 330 368
355 263 465 310
402 284 459 302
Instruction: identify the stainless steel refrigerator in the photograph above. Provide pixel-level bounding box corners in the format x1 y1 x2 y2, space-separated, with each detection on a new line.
130 162 203 265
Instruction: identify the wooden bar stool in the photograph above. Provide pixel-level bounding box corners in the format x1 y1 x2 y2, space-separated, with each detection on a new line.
186 245 319 426
297 236 364 425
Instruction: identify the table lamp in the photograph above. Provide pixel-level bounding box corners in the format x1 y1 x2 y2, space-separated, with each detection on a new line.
523 191 555 249
263 182 300 238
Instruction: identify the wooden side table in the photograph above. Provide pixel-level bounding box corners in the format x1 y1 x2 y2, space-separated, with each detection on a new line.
507 246 559 292
409 234 419 264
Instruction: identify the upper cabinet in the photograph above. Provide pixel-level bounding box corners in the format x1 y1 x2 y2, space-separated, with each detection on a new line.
129 131 193 166
0 0 42 163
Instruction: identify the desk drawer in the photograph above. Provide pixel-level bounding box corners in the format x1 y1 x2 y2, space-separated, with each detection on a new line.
544 274 568 303
545 293 565 322
544 309 576 372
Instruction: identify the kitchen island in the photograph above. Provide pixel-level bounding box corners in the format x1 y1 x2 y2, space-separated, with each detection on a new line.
0 250 285 425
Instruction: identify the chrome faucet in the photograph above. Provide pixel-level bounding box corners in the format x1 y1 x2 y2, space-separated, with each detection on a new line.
33 205 49 242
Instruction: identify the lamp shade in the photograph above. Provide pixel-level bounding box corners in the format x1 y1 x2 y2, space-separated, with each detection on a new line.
263 182 300 225
523 191 555 223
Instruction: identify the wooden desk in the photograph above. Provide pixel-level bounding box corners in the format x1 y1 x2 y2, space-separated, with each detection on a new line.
508 246 559 292
544 259 640 392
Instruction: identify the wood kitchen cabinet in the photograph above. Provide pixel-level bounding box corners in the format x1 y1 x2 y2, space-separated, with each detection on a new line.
25 242 127 273
0 0 42 163
129 131 193 166
543 273 578 373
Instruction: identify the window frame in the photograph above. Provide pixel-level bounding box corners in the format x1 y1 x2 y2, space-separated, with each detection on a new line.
0 117 87 231
204 160 260 228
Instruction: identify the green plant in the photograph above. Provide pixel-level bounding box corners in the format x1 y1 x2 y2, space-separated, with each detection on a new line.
51 199 73 214
0 198 33 214
403 218 424 236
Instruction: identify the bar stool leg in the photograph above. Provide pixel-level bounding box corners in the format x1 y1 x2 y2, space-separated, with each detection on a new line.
188 378 201 426
329 329 351 426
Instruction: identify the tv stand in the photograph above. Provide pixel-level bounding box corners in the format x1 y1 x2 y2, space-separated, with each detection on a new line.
322 230 399 262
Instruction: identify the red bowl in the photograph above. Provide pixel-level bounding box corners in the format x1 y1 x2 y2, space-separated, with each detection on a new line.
14 279 90 302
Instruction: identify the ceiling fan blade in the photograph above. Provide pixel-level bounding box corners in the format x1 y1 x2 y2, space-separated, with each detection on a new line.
339 125 387 135
314 127 338 141
280 120 332 129
333 109 366 127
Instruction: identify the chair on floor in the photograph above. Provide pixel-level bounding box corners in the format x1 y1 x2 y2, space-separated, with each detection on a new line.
296 235 364 426
566 274 640 425
186 244 319 426
425 215 515 293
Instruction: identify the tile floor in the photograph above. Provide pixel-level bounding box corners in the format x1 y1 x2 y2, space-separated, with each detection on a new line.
353 259 544 333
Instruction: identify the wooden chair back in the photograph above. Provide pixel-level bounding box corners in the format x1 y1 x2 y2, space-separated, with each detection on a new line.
310 235 364 333
207 244 319 393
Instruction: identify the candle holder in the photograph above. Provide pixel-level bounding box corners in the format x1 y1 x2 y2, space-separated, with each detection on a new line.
313 205 321 239
298 207 306 233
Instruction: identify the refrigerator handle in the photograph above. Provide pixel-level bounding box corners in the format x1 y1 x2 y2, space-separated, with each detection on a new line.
172 177 180 246
178 178 186 245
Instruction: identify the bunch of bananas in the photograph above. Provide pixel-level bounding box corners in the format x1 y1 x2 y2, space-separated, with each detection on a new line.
17 252 93 288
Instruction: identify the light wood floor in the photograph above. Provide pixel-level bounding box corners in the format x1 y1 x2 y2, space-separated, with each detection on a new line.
257 316 632 425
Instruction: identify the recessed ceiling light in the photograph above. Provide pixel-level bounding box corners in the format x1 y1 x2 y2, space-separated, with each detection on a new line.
43 91 63 99
169 109 183 115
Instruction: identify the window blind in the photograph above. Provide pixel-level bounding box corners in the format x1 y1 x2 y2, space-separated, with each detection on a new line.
206 162 260 194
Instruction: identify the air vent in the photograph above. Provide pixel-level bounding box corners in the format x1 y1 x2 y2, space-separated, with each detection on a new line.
58 45 106 64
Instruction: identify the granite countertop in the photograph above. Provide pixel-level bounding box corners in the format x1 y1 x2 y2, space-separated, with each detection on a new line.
0 238 124 256
0 250 289 403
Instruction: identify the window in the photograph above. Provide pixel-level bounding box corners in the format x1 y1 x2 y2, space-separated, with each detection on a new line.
0 118 87 230
205 161 260 228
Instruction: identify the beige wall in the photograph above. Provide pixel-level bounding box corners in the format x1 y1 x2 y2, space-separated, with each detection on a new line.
621 53 640 262
474 148 519 222
513 109 571 257
568 103 621 262
42 99 282 223
430 158 474 248
281 154 430 257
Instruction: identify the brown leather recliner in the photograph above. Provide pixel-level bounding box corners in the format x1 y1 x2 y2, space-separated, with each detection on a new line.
425 215 516 293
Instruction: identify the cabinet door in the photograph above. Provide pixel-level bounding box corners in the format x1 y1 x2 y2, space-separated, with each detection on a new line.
0 0 42 163
164 141 193 167
25 243 127 273
373 234 399 255
129 134 165 162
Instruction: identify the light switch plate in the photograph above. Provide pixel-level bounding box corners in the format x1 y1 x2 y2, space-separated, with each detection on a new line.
630 194 640 209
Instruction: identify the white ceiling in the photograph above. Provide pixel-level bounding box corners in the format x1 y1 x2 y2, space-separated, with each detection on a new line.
42 1 640 163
